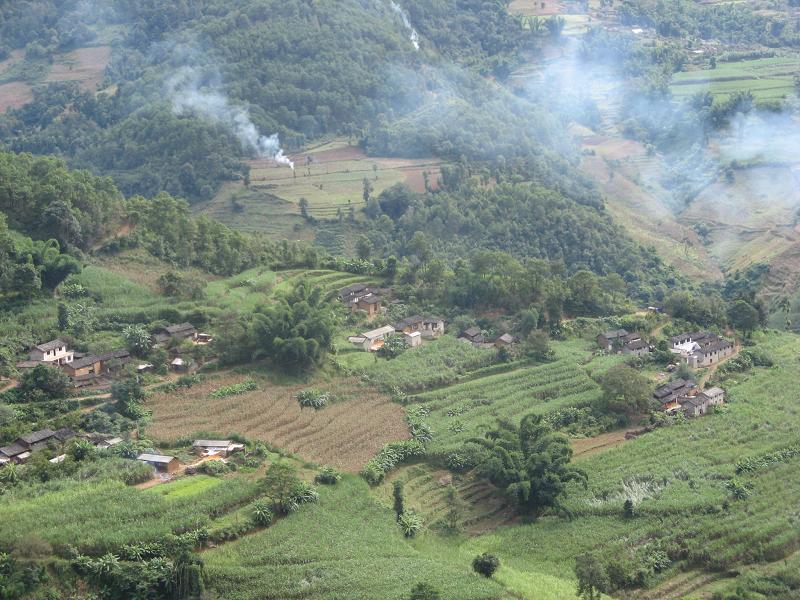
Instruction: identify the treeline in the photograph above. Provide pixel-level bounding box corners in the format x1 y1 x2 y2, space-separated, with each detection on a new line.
362 180 675 305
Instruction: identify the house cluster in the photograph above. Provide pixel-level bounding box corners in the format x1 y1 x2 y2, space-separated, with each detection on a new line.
670 332 734 368
459 327 516 349
16 339 132 388
135 439 245 477
653 378 726 418
596 329 650 357
348 315 446 352
338 283 383 319
0 427 75 465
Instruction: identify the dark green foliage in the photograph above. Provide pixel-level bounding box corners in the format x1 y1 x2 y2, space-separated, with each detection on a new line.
16 365 70 402
110 379 149 421
597 365 652 421
472 414 587 516
728 300 760 336
623 498 635 519
392 480 405 519
314 466 341 486
397 510 423 538
408 582 441 600
736 444 800 475
575 553 610 600
250 501 273 527
295 389 329 410
471 553 500 578
377 335 408 359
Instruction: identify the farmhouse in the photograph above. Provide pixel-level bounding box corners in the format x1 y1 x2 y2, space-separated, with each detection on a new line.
404 331 422 347
170 357 190 372
153 323 198 345
597 329 629 351
27 339 74 365
670 332 734 368
653 378 697 411
495 333 516 348
62 349 131 384
460 326 486 345
0 427 75 464
653 380 725 417
348 325 397 352
623 339 650 357
137 453 180 474
192 439 245 457
396 315 446 339
395 315 424 333
597 330 648 356
339 283 383 317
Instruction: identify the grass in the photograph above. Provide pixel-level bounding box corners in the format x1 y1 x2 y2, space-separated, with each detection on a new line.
204 475 505 600
671 56 800 101
146 474 223 499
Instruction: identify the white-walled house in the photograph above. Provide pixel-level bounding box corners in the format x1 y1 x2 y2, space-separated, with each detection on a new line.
28 340 73 365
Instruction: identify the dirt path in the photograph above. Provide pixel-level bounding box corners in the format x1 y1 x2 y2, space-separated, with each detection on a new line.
571 427 639 460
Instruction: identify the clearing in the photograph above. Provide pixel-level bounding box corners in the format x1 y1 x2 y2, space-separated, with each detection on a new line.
670 56 800 101
44 45 112 92
146 373 410 472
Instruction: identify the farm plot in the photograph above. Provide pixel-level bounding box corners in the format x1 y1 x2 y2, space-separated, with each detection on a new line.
0 474 260 553
416 359 603 454
204 475 505 600
44 45 111 92
670 56 800 101
146 374 409 471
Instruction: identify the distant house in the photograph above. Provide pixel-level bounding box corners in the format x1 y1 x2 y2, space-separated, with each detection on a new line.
495 333 516 348
170 357 189 372
653 380 724 417
137 453 180 474
622 339 650 357
28 339 74 365
348 325 397 352
0 427 75 464
460 327 485 345
339 284 383 318
192 439 245 457
700 386 725 407
422 317 445 338
153 323 198 346
653 378 697 412
670 332 734 368
395 315 425 334
597 329 629 351
196 333 214 344
62 349 131 384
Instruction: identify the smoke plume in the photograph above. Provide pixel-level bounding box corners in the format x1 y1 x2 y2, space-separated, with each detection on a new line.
166 67 294 169
390 1 420 51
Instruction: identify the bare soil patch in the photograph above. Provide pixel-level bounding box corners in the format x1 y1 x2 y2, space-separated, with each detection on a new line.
146 374 410 472
46 46 111 92
572 428 638 459
0 81 33 112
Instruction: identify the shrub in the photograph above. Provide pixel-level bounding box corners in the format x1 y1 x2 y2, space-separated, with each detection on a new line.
472 553 500 578
314 466 341 485
408 582 441 600
397 510 423 537
198 460 229 476
361 440 426 485
251 501 274 527
296 389 329 409
210 380 258 398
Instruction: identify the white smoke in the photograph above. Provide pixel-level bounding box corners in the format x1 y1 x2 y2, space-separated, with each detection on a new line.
166 67 294 170
390 1 420 51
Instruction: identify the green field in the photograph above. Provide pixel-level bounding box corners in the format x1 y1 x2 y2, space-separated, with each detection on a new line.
671 56 800 100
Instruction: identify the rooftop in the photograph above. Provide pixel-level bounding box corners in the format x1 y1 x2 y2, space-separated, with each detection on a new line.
166 322 196 334
137 453 177 464
361 325 397 339
193 440 232 447
19 429 56 445
34 339 67 352
69 349 130 370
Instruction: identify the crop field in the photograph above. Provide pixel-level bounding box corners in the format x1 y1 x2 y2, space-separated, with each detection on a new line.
204 476 506 600
146 374 409 471
343 335 497 392
197 139 445 237
375 464 514 534
417 358 603 454
671 56 800 101
0 474 260 553
453 331 800 592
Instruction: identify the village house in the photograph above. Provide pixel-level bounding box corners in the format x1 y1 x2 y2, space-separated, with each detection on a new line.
422 317 445 338
137 453 180 474
670 332 734 368
495 333 516 348
0 427 75 464
395 315 424 334
339 283 383 318
170 357 190 372
192 439 245 457
597 329 630 351
348 325 397 352
623 339 650 358
460 326 485 345
28 339 74 365
62 349 131 385
653 378 697 413
597 330 648 356
653 380 725 417
153 323 198 346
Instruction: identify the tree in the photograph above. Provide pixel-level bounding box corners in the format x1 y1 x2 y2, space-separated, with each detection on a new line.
19 364 70 400
251 501 274 526
474 414 587 516
260 461 301 514
408 582 441 600
623 498 635 519
356 236 373 260
526 330 553 361
575 553 610 600
728 299 759 336
519 308 540 336
57 303 69 331
123 324 152 356
362 177 374 204
472 553 500 578
393 480 405 519
597 365 651 420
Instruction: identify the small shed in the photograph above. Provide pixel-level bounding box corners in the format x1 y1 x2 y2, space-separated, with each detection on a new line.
137 453 180 474
192 439 244 457
404 331 422 348
495 333 516 348
170 357 188 372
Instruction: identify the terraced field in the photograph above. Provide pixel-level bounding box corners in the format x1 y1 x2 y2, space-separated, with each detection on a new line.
375 464 514 534
671 56 800 101
146 374 409 472
416 357 606 454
